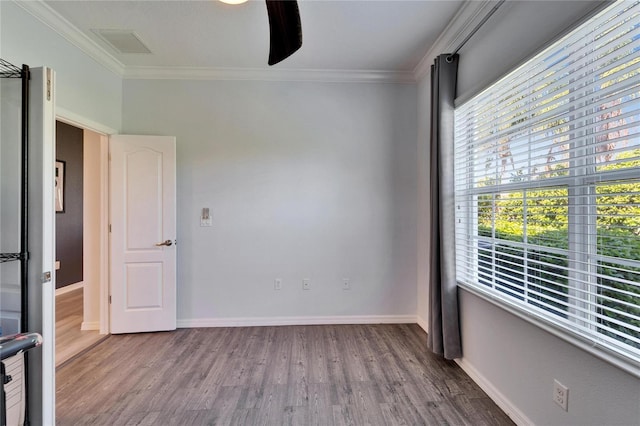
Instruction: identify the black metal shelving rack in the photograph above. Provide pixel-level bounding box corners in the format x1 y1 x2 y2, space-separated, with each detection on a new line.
0 57 30 335
0 57 31 426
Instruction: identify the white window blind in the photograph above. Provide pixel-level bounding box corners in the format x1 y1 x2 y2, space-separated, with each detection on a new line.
454 0 640 364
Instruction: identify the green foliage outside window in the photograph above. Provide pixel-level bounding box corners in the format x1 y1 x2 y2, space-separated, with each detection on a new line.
477 150 640 349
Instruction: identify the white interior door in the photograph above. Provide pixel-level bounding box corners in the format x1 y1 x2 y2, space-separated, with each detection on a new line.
27 66 56 426
109 135 176 334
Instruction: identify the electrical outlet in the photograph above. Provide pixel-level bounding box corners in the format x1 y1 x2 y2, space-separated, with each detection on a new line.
303 279 311 290
274 279 282 290
553 379 569 411
342 278 351 290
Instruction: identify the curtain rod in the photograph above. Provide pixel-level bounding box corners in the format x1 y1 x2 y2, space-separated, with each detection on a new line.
446 0 506 62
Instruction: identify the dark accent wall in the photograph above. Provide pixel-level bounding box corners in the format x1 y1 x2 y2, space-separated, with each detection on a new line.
55 121 83 288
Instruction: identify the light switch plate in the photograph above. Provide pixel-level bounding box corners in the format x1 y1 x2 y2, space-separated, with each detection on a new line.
200 208 212 227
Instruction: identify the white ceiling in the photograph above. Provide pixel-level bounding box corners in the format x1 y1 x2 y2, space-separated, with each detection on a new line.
42 0 464 75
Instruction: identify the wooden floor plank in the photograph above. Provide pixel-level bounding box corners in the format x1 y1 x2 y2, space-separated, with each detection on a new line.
379 402 411 425
199 385 244 424
307 383 333 426
307 326 330 384
56 324 514 426
325 326 349 385
338 326 370 383
55 288 106 367
263 326 292 386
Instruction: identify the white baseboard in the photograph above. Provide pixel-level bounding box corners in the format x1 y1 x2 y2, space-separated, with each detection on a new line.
55 281 84 296
416 316 428 333
177 315 417 329
455 358 533 426
80 321 100 331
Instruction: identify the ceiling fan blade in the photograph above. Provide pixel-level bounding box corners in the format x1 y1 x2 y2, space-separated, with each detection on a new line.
265 0 302 66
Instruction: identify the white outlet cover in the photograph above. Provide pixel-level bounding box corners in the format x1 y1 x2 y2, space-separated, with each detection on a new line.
553 380 569 411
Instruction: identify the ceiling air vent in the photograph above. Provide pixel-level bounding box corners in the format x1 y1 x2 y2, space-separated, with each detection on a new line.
91 29 152 54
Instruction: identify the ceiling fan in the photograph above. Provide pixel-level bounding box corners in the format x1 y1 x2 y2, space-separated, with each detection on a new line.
265 0 303 65
223 0 302 65
220 0 302 65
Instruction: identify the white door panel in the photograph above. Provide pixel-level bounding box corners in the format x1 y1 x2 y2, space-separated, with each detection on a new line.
125 149 163 249
26 66 56 426
110 135 176 334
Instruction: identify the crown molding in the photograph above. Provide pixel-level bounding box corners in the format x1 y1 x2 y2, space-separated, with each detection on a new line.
123 66 416 83
413 0 499 81
13 0 125 76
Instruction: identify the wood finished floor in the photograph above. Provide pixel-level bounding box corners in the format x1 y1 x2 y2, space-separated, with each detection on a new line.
56 324 514 426
56 288 106 367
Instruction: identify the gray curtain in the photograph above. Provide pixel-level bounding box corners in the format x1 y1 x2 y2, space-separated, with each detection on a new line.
427 54 462 359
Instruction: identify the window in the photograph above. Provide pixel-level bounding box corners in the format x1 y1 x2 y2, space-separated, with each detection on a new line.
454 0 640 365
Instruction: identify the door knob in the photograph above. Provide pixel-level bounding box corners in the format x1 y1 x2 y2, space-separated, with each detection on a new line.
155 240 173 247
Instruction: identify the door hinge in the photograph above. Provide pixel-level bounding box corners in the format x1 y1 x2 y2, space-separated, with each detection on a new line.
109 295 112 304
46 68 52 101
109 224 112 233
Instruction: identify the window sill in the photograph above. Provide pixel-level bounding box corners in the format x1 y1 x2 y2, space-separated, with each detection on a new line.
457 282 640 379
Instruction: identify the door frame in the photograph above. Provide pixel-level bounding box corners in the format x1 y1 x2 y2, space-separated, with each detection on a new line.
56 106 114 335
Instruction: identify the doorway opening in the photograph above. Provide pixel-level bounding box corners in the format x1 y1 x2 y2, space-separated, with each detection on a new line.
54 120 109 367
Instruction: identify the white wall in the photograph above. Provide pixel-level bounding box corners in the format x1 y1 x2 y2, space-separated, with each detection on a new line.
122 79 418 323
0 1 122 131
416 1 640 424
460 290 640 425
